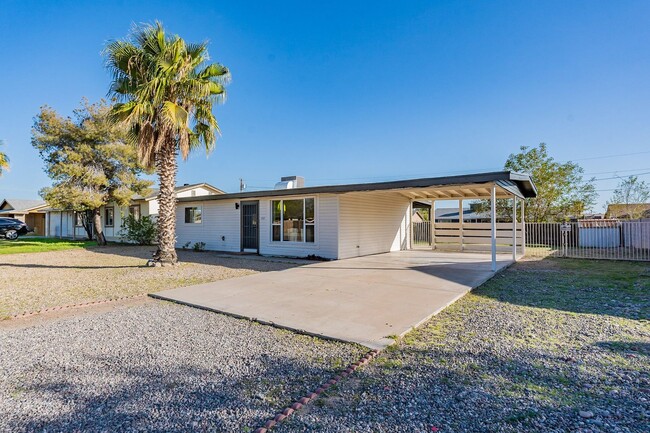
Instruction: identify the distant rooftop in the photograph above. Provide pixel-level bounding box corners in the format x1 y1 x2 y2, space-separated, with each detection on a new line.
0 198 47 214
133 182 225 200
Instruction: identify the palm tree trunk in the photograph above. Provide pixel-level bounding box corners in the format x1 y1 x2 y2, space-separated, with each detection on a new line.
154 138 178 265
93 208 107 246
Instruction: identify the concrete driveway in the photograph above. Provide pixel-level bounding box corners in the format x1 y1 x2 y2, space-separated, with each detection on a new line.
152 251 513 349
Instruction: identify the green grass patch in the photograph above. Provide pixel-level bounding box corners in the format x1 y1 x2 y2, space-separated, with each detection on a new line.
475 258 650 320
0 237 96 254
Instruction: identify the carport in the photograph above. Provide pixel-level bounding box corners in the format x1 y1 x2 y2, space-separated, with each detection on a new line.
332 171 536 270
394 171 537 271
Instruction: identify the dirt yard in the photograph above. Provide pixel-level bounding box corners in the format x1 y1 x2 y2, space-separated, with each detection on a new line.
0 246 299 319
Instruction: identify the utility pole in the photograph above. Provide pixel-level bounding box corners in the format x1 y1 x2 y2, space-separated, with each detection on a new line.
239 178 245 192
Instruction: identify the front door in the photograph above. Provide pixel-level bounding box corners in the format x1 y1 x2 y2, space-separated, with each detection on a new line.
241 201 259 252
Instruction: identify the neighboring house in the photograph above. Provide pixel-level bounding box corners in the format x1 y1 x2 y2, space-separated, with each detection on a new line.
434 205 491 223
412 201 492 223
173 171 537 260
605 203 650 219
411 210 427 223
578 213 604 220
45 183 223 240
412 201 431 223
0 198 48 235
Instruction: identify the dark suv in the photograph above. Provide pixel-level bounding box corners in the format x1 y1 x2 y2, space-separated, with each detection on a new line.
0 217 31 240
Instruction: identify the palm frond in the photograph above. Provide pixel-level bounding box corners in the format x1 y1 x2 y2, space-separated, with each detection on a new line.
161 101 189 130
105 22 228 168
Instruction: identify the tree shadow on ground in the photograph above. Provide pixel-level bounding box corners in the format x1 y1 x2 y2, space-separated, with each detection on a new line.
472 257 650 320
0 262 142 270
1 244 303 273
282 343 649 433
88 244 309 271
4 332 351 432
594 341 650 357
13 354 325 432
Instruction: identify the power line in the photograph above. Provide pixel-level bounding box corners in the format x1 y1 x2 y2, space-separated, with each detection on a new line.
589 171 650 182
584 167 650 175
562 150 650 163
241 150 650 187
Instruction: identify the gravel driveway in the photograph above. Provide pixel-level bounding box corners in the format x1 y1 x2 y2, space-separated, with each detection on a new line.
278 258 650 433
0 300 366 432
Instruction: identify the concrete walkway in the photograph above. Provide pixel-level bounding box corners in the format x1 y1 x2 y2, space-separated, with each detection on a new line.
152 251 513 349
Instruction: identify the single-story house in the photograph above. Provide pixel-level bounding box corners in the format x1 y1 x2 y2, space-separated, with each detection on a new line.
0 198 48 235
174 171 537 270
46 183 223 240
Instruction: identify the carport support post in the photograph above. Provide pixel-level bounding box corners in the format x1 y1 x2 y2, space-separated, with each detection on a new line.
512 196 517 261
459 198 464 251
491 184 497 272
430 201 435 250
521 199 526 256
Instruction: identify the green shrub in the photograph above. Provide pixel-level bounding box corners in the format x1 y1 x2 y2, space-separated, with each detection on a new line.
192 241 206 251
119 214 157 245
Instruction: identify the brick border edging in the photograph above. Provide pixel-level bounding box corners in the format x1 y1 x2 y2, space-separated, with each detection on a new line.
9 294 147 319
253 348 381 433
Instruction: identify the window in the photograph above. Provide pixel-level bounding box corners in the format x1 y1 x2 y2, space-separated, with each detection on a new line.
105 207 114 227
271 198 315 243
129 205 141 220
185 207 202 224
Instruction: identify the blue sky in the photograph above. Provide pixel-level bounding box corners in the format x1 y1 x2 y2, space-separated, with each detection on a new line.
1 0 649 211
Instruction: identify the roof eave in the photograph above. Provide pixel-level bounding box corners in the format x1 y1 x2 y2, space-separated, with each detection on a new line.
176 170 538 203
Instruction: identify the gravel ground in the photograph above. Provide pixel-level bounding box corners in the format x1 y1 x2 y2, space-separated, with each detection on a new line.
279 258 650 433
0 246 299 319
0 300 366 432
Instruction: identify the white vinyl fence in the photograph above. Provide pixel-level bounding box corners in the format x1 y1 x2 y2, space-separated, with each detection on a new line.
412 221 523 253
525 220 650 261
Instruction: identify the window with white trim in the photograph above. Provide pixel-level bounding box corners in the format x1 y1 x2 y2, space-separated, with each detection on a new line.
271 198 315 242
129 205 141 220
184 207 202 224
105 207 114 227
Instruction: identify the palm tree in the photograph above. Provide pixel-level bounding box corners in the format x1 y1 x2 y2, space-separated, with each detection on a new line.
0 140 9 177
105 22 229 265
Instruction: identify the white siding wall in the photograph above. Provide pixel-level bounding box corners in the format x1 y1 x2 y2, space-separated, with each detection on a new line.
147 186 220 217
175 199 241 252
101 200 151 241
258 194 339 259
176 186 219 199
338 191 411 259
148 200 159 216
173 193 339 259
